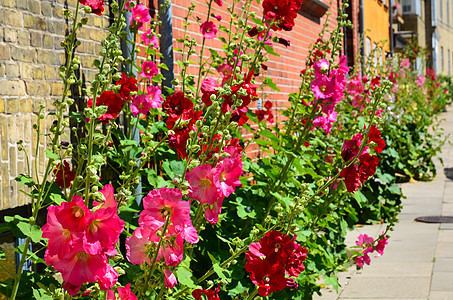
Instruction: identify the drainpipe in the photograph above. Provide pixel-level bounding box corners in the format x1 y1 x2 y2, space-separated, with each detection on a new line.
359 0 365 74
158 0 175 93
389 0 394 55
120 1 142 205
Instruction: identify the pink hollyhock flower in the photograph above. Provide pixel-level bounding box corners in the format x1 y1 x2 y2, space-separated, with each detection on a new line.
201 78 220 106
200 21 218 39
85 205 124 255
186 164 221 205
214 14 222 21
313 111 337 134
204 196 224 225
98 264 118 291
131 94 152 116
214 0 223 6
375 236 388 255
400 58 410 68
217 63 233 81
356 234 374 248
213 152 243 198
140 61 158 79
139 187 191 232
42 205 79 258
107 283 137 300
310 75 336 100
313 59 329 77
53 243 109 291
94 184 117 210
126 227 154 265
151 226 185 266
416 75 425 89
182 221 199 244
132 5 151 26
164 268 177 288
55 195 91 233
148 85 164 108
141 29 158 47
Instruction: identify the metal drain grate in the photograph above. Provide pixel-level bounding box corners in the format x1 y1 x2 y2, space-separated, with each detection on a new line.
415 216 453 223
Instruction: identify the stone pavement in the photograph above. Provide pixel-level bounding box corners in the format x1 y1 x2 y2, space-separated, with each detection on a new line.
314 105 453 300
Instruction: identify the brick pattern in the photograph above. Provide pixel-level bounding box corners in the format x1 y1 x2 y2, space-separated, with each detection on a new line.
0 0 110 210
170 0 341 157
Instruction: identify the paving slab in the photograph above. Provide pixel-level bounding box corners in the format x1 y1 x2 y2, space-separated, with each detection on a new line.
433 258 453 272
338 277 430 299
434 242 453 258
429 291 453 300
430 272 453 291
437 231 453 243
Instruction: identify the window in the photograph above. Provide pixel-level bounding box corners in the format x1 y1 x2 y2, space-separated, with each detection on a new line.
440 0 443 20
449 49 451 75
441 46 444 73
446 0 450 24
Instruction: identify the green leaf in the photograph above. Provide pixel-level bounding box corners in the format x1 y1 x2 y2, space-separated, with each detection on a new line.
353 190 368 208
170 161 185 176
260 129 279 144
15 174 36 188
263 76 280 91
16 222 43 243
50 193 65 205
175 258 199 289
44 149 58 160
264 44 280 57
212 263 230 281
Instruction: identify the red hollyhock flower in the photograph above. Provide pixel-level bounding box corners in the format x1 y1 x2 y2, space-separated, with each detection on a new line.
116 73 138 102
341 133 363 162
368 125 386 153
163 91 194 120
87 91 124 124
256 109 266 122
262 0 302 31
54 161 76 189
245 253 287 296
245 231 307 296
192 284 221 300
340 165 361 193
79 0 104 15
285 243 308 277
358 153 379 182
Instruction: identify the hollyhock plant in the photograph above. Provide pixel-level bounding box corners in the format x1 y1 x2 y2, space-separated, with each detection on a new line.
140 61 158 80
368 125 386 153
53 161 76 189
262 0 302 31
245 231 307 296
141 29 158 47
200 21 218 39
148 85 164 108
186 164 221 205
107 283 137 300
131 4 151 28
87 91 124 124
192 284 221 300
131 94 152 116
139 187 191 231
116 73 138 102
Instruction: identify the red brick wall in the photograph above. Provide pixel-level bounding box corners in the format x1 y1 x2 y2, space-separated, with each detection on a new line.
147 0 342 156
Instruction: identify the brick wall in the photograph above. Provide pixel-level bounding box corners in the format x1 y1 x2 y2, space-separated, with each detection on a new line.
170 0 341 156
0 0 110 210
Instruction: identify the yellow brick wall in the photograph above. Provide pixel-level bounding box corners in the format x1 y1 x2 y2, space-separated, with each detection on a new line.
0 0 110 210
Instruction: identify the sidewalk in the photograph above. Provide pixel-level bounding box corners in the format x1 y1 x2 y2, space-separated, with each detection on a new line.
315 106 453 300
